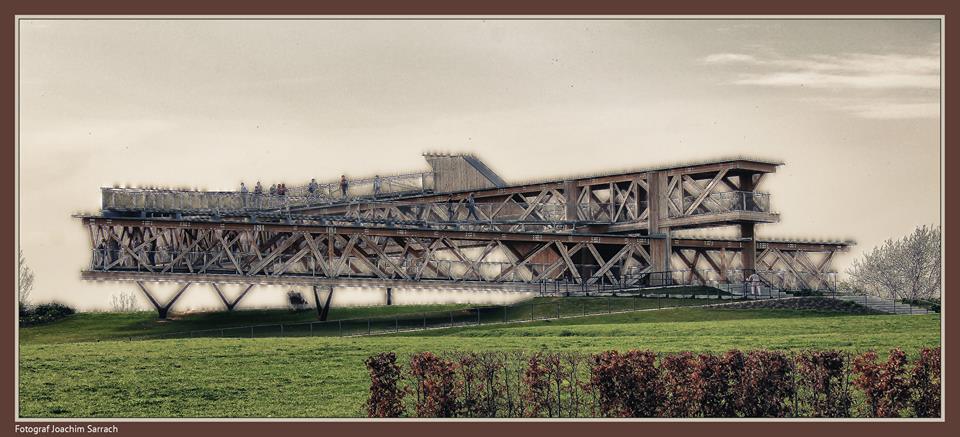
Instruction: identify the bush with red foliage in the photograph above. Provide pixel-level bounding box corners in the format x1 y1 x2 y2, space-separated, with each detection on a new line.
409 352 459 417
589 350 663 417
736 350 795 417
522 352 553 417
690 351 743 417
661 352 697 417
909 347 941 418
364 352 406 418
852 348 911 418
796 350 852 417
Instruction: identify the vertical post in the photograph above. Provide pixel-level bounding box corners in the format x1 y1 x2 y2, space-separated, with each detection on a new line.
367 319 371 335
477 309 481 325
423 313 427 329
530 303 535 321
450 311 453 326
386 287 393 306
396 316 399 333
251 326 254 338
310 323 314 336
503 305 507 323
556 302 561 319
338 320 342 337
280 324 284 337
564 180 578 221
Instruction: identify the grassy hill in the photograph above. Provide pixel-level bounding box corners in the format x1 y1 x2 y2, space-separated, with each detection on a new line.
18 302 941 418
19 295 724 344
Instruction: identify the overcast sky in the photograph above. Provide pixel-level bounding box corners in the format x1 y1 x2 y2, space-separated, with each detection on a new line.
17 18 941 311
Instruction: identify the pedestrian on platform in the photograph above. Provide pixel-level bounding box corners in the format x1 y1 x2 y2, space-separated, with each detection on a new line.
373 175 382 198
308 178 318 196
269 184 277 196
340 175 349 198
748 271 762 297
466 192 480 220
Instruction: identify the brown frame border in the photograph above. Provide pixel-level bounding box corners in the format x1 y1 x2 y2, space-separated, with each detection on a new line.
4 2 953 436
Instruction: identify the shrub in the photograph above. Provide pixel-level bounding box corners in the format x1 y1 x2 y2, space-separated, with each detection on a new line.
364 352 405 417
736 350 795 417
286 291 308 311
796 350 852 417
690 351 742 417
661 352 697 417
852 349 911 417
590 350 662 417
910 347 941 418
409 352 459 417
19 302 75 327
522 352 553 417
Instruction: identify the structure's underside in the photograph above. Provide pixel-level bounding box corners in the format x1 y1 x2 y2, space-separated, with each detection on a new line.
81 153 850 318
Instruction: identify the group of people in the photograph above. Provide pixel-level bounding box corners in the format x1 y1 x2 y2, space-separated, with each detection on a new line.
237 174 391 201
239 181 288 196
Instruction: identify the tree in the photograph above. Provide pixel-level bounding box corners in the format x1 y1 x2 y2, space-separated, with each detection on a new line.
18 249 34 309
110 290 140 312
847 225 941 300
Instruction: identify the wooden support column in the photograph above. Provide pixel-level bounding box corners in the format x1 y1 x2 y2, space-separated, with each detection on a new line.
315 286 335 321
563 180 578 221
137 281 191 320
646 171 672 277
741 223 756 274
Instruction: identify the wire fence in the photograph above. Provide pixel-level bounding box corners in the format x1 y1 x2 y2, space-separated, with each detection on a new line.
126 295 737 342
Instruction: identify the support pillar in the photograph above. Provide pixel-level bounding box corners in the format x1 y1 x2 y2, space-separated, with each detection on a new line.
137 281 191 320
386 287 393 305
213 283 254 311
563 180 578 221
646 171 672 283
314 287 333 322
741 223 756 275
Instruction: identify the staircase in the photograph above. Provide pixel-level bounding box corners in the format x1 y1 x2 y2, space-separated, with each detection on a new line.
830 294 932 315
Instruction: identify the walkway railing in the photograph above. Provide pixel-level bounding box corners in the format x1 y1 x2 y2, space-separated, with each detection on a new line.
669 191 771 218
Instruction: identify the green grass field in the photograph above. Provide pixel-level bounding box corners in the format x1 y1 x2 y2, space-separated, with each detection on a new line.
18 297 941 418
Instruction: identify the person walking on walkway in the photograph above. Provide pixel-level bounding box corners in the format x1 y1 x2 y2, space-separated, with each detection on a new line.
240 182 248 207
308 178 318 197
747 271 762 297
340 175 349 199
373 175 382 198
466 192 480 220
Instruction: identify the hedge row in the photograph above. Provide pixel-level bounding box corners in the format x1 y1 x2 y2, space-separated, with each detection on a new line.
365 348 940 418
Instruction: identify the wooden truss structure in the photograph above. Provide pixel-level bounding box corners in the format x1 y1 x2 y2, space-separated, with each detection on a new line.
84 157 850 318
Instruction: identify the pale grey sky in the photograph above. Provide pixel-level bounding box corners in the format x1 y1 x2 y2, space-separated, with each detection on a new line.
17 18 941 311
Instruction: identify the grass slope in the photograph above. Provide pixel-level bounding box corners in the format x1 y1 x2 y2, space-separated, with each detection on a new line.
20 296 722 344
18 306 940 418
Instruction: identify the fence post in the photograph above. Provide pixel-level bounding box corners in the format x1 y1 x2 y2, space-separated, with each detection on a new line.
582 301 586 317
220 329 225 338
477 309 481 325
423 313 427 329
503 305 507 323
280 324 284 337
310 323 314 336
530 303 535 321
396 316 399 333
450 311 454 326
251 326 254 338
339 320 342 337
556 302 561 319
367 319 371 335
